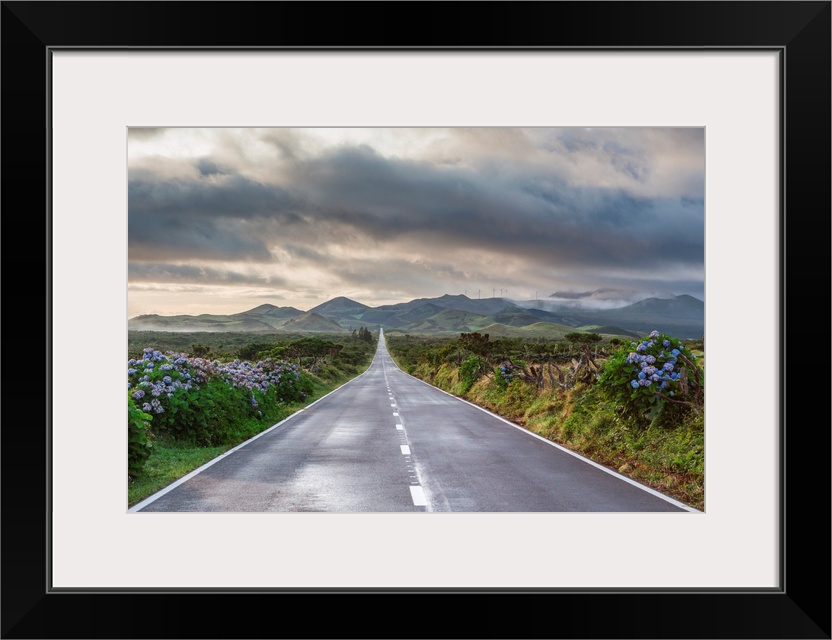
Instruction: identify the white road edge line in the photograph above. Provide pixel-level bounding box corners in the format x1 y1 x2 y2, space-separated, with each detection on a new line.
128 363 376 513
385 342 700 513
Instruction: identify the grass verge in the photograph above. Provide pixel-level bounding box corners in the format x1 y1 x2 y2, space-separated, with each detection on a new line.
402 362 704 511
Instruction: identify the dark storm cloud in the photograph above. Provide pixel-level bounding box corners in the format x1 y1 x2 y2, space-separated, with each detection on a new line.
128 262 287 287
280 244 333 264
196 158 228 177
294 145 703 273
128 128 704 306
129 172 298 219
129 139 703 273
128 172 303 261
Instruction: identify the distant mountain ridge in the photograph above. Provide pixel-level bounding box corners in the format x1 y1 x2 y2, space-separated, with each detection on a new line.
129 293 704 338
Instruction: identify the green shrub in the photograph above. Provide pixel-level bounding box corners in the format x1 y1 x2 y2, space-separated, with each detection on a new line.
128 400 153 479
458 355 487 394
153 378 253 445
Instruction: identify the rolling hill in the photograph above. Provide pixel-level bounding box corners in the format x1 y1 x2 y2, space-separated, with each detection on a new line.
127 313 275 333
278 312 343 332
129 293 704 338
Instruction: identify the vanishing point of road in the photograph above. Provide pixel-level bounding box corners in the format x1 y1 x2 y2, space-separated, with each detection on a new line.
131 332 695 513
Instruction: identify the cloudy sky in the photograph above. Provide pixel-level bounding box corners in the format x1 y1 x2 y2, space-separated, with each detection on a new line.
128 127 704 317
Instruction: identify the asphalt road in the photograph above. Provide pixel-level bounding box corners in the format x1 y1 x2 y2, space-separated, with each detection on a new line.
131 332 693 513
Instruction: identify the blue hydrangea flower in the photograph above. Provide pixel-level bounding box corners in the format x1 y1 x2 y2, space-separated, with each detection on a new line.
631 380 639 389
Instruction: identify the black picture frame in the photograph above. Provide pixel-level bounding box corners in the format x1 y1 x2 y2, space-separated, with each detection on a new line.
3 2 829 638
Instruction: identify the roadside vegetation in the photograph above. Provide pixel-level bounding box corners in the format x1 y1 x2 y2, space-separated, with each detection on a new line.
386 330 705 510
127 329 376 507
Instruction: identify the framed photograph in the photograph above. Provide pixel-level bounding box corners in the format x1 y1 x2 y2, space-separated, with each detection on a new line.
4 1 829 638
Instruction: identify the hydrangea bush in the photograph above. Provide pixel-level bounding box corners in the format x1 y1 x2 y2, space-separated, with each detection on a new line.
495 362 514 390
599 330 703 428
127 348 312 449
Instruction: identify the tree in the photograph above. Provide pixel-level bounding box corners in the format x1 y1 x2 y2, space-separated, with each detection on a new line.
564 332 602 349
236 342 274 361
564 332 585 348
457 332 492 359
191 343 210 358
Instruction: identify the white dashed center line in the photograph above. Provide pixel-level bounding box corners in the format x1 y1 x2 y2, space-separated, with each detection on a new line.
382 350 428 510
410 486 427 506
